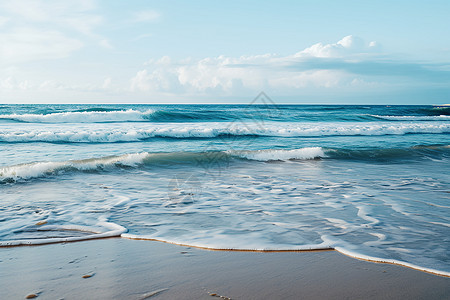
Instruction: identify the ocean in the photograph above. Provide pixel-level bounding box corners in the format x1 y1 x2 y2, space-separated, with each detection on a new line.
0 102 449 276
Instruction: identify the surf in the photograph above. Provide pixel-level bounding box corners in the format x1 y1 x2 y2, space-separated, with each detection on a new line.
0 109 155 123
0 121 449 143
2 146 449 183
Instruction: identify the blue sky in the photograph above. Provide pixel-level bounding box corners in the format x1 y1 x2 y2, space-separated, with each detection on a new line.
0 0 449 104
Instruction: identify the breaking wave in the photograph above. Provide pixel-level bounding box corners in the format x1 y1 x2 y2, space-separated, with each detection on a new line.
0 149 324 183
371 115 450 121
0 153 150 182
231 147 325 161
2 146 449 183
0 122 449 143
0 109 154 123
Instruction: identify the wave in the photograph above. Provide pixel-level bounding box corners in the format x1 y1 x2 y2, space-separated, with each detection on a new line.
2 226 448 277
149 110 234 122
0 122 449 143
0 108 269 123
231 147 325 161
0 149 324 183
0 221 126 246
371 115 450 121
333 247 450 277
331 145 450 161
2 222 448 277
2 146 449 183
0 109 154 123
0 108 259 124
72 107 124 113
0 153 150 182
429 106 450 115
234 146 449 162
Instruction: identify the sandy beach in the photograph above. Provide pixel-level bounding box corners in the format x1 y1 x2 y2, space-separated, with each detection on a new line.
1 238 449 300
2 0 450 298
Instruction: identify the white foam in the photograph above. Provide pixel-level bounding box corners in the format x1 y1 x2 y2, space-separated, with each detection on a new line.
371 115 450 121
334 247 450 277
0 109 154 123
121 233 332 251
355 205 380 225
121 232 450 277
1 121 448 142
0 152 149 181
232 147 325 161
0 161 65 180
0 148 325 182
0 222 126 247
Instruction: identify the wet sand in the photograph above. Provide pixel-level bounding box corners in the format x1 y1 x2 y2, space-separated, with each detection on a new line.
0 238 449 299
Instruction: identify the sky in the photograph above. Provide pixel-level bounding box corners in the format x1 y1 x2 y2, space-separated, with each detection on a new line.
0 0 449 104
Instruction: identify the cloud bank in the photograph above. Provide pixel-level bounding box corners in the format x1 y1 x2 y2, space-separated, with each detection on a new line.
1 31 449 103
127 35 449 101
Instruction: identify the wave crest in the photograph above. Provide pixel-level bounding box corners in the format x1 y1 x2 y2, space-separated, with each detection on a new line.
0 122 449 143
0 152 149 182
1 146 449 183
0 109 154 123
0 149 325 183
231 147 325 161
371 115 450 121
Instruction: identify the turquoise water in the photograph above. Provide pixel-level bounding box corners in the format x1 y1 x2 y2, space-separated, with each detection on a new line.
0 104 449 275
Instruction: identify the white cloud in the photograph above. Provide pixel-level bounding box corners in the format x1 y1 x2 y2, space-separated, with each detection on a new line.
0 77 16 89
294 35 380 58
132 33 154 41
101 77 112 89
64 14 103 37
39 80 65 90
0 28 83 63
6 34 439 103
1 0 101 33
133 10 161 23
0 0 104 64
0 16 9 27
0 75 117 94
99 39 113 49
1 77 34 90
2 0 49 22
269 70 351 89
129 36 381 95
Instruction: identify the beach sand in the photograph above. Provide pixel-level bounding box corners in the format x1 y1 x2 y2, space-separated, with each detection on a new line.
1 238 449 299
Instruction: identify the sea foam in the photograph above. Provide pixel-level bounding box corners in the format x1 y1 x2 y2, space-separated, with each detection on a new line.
2 145 450 183
0 122 449 143
0 221 126 246
231 147 325 161
0 148 325 182
0 152 149 182
0 109 154 123
371 115 450 121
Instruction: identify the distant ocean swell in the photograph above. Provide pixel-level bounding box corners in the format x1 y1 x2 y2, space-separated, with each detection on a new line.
1 146 448 183
0 122 449 143
0 106 449 124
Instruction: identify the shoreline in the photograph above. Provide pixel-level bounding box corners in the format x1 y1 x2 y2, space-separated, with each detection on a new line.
3 234 449 278
1 238 449 299
122 235 450 278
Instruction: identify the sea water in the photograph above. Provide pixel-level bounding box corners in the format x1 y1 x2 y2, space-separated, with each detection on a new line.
0 104 449 275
